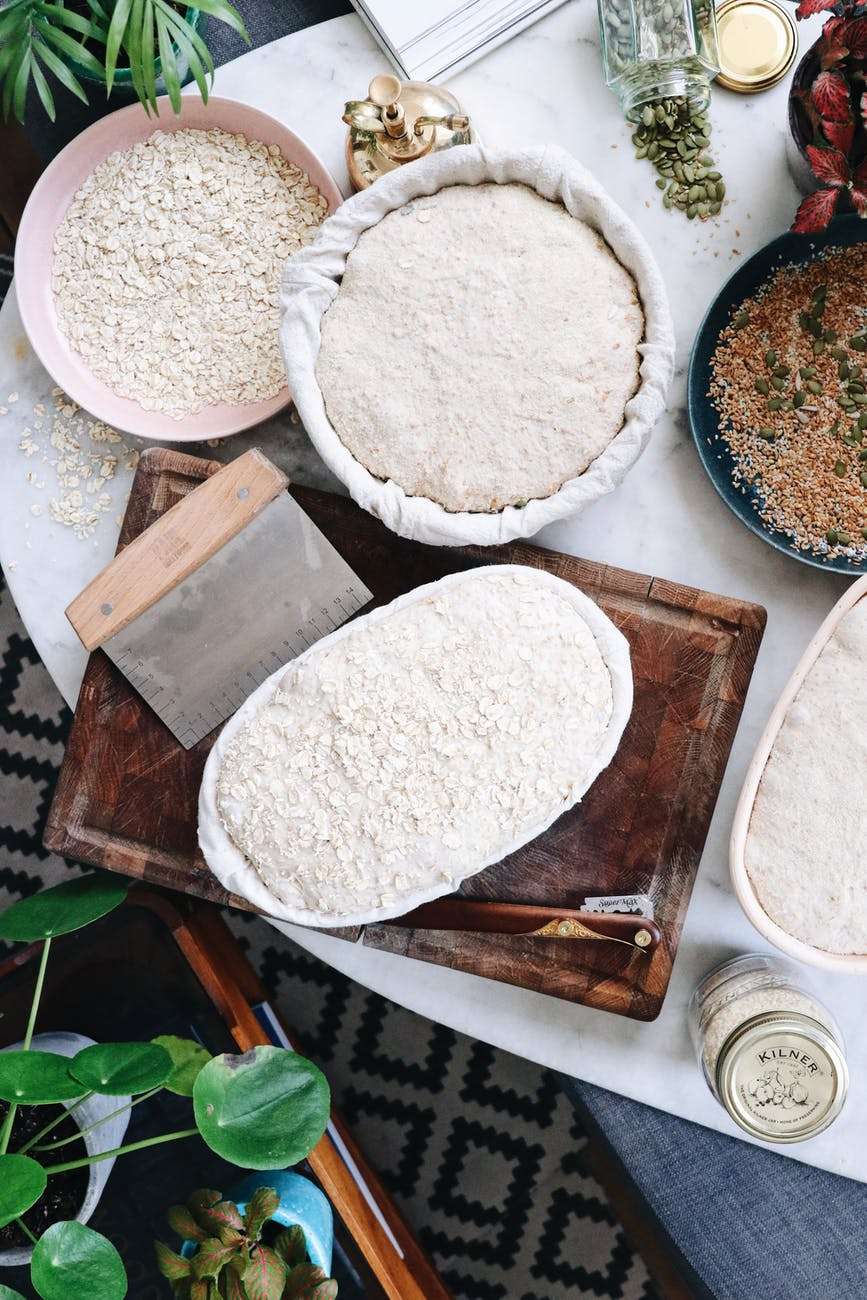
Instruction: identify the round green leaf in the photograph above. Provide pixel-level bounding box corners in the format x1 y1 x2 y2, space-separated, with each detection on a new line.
70 1042 172 1096
0 1285 28 1299
0 1153 47 1229
0 1052 84 1103
0 876 128 942
193 1046 329 1170
151 1035 211 1097
31 1222 127 1300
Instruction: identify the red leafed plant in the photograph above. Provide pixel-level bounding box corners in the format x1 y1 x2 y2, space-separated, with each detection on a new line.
790 2 867 231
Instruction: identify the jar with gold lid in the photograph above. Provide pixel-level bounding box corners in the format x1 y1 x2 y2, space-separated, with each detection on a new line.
597 0 720 117
689 954 848 1144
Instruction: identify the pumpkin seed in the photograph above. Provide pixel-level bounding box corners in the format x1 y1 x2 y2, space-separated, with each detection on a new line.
834 460 847 477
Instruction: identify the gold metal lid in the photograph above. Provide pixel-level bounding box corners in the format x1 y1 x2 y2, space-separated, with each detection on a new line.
716 0 798 93
716 1013 848 1143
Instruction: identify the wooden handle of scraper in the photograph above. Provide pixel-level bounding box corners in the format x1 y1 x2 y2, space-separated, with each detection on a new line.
66 449 287 651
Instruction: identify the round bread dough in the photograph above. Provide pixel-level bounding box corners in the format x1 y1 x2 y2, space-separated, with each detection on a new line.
315 182 644 513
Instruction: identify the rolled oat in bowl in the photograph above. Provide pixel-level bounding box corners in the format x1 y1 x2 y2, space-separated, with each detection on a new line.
52 127 328 419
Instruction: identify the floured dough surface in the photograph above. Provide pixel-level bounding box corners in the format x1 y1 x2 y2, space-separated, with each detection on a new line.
316 183 644 513
216 569 617 916
745 599 867 954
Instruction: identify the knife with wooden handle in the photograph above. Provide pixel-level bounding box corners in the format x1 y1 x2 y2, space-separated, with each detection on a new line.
382 899 661 952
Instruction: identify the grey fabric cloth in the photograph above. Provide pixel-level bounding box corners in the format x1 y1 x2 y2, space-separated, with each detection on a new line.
567 1078 867 1300
22 0 352 160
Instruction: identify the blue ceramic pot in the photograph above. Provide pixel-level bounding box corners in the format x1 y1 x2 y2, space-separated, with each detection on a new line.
181 1170 333 1276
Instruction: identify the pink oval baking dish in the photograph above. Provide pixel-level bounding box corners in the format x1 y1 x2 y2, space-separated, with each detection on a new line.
14 95 343 441
730 572 867 973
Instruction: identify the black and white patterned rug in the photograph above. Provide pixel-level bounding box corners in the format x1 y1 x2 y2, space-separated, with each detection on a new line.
0 568 656 1300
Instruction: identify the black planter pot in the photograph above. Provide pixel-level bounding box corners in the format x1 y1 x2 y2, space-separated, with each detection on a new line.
787 38 823 194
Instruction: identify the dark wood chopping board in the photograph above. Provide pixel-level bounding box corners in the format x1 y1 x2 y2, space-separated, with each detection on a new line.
45 448 766 1020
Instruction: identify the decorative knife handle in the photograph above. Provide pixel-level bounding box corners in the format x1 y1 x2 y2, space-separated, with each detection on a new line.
530 915 660 951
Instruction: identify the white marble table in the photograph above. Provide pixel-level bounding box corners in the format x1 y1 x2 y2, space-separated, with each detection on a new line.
2 3 861 1181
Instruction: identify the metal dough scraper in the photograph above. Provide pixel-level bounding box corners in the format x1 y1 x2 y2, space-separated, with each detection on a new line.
66 449 373 749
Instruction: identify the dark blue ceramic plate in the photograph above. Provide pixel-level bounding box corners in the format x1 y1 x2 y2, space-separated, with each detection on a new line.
688 213 867 575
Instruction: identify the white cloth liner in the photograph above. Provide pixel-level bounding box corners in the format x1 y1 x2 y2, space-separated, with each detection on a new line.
198 565 633 928
279 142 675 547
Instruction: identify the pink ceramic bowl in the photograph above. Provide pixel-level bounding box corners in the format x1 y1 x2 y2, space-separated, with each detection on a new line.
15 95 343 441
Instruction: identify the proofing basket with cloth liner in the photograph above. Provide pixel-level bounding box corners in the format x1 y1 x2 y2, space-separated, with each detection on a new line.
279 143 675 547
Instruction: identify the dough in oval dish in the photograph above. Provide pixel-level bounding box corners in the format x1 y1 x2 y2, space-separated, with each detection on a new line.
315 183 644 513
745 599 867 954
214 568 626 918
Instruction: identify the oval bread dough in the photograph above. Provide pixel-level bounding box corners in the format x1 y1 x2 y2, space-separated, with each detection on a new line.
213 567 630 919
745 599 867 954
315 183 644 513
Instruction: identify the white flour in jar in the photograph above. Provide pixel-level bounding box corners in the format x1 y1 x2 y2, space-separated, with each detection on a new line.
700 984 824 1079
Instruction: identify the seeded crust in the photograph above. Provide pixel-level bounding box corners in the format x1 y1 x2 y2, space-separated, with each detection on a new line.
215 569 616 917
745 599 867 954
315 183 644 513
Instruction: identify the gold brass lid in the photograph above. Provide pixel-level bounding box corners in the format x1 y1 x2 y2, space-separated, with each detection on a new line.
716 1013 848 1143
716 0 798 93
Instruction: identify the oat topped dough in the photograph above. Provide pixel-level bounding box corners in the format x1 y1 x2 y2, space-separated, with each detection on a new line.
215 568 616 917
315 183 644 513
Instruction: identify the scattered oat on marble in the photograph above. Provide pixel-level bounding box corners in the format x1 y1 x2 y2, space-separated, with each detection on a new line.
6 393 18 404
52 128 328 419
16 389 138 539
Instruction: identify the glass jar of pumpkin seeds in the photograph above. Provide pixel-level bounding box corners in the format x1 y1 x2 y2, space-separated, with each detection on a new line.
597 0 720 119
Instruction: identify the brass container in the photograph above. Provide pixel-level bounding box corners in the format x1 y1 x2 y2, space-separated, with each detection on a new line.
343 73 475 190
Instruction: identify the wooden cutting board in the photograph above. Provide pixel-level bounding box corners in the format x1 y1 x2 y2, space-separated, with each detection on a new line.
45 448 766 1020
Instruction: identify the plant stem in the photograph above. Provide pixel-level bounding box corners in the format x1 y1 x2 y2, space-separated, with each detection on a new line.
14 1218 37 1246
17 1092 95 1155
23 937 51 1051
0 936 52 1156
46 1127 198 1174
32 1086 162 1152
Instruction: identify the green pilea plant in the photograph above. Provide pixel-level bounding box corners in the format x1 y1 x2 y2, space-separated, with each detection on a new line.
0 875 330 1300
156 1186 338 1299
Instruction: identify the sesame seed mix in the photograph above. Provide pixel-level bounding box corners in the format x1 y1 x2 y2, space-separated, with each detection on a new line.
709 245 867 559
